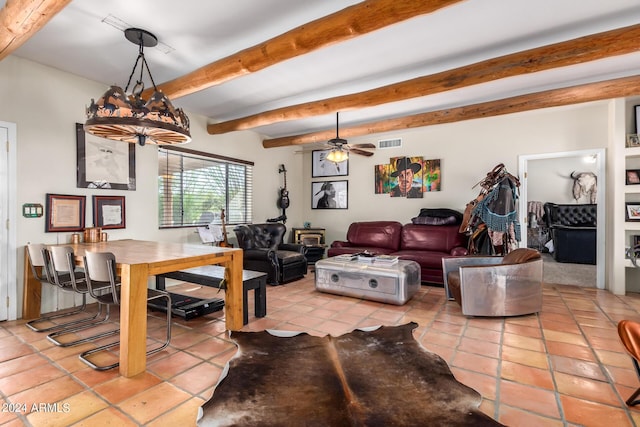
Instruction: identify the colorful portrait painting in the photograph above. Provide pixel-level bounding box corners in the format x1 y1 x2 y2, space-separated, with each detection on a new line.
389 156 423 198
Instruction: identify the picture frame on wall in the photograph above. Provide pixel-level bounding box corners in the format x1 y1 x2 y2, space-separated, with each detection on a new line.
45 193 86 232
312 149 348 177
76 123 136 190
312 180 348 209
93 195 126 229
626 202 640 222
627 170 640 185
636 105 640 135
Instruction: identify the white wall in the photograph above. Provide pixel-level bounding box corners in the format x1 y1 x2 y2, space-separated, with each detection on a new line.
302 103 608 245
0 56 299 316
528 157 598 205
0 56 612 317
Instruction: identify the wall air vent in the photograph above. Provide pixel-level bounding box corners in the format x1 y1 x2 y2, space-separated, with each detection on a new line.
378 138 402 149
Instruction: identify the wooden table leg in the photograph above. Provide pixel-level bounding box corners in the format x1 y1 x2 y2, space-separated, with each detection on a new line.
22 247 42 320
119 263 149 377
225 252 244 331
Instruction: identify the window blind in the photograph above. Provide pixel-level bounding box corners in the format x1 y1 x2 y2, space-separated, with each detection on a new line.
158 146 253 228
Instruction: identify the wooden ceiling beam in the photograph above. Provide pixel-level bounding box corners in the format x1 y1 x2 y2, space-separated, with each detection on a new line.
212 23 640 135
262 75 640 148
144 0 463 100
0 0 71 61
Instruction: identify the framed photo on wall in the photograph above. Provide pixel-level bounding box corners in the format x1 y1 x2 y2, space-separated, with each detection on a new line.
312 180 348 209
312 150 348 177
626 202 640 222
93 195 126 229
76 123 136 190
627 169 640 185
45 193 86 232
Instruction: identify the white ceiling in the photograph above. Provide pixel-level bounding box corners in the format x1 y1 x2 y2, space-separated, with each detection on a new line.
5 0 640 140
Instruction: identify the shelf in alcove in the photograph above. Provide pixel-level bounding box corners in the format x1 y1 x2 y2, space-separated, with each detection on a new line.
625 185 640 194
626 146 640 157
625 222 640 230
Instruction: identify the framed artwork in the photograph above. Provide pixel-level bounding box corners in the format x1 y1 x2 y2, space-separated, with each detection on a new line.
374 164 392 194
626 203 640 222
422 158 441 192
45 194 86 232
312 149 348 177
93 195 126 229
627 134 640 148
627 169 640 185
312 180 348 209
76 123 136 190
389 156 423 198
636 106 640 135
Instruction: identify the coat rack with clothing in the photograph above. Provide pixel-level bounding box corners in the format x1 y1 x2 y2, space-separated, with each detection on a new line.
460 164 521 255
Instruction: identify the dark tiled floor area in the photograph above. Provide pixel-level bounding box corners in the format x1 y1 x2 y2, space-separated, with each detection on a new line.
2 273 640 426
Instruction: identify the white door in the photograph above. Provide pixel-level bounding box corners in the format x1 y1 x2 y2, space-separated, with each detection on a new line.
0 121 17 321
518 149 605 289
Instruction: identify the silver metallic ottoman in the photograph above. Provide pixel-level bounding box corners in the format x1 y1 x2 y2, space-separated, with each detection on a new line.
314 257 421 305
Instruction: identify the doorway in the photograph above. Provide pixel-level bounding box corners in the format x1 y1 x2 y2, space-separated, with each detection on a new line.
518 149 605 289
0 121 17 321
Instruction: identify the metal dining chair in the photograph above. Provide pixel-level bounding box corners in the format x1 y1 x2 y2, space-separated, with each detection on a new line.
44 246 120 347
25 244 95 333
79 251 172 371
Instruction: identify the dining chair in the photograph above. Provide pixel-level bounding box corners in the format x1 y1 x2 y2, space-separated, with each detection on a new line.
618 319 640 406
79 251 172 370
25 244 94 333
45 246 120 347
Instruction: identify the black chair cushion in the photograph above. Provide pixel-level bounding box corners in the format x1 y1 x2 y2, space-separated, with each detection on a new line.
276 250 306 265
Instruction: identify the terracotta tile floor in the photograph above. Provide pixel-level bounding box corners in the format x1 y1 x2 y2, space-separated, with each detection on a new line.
2 274 640 426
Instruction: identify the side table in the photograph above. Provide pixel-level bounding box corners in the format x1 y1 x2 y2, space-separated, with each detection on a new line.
305 245 326 265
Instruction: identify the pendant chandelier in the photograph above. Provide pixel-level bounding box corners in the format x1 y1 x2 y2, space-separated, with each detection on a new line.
84 28 191 146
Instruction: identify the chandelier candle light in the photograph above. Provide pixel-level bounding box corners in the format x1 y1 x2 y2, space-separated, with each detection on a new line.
84 28 191 146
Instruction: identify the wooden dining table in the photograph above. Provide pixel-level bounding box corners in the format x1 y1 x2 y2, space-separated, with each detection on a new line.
22 239 243 377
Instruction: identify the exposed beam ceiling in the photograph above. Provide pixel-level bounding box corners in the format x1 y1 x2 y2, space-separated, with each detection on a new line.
145 0 463 100
210 23 640 136
263 74 640 147
3 0 640 147
0 0 70 60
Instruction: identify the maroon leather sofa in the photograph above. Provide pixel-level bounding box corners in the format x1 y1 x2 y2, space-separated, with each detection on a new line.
328 221 468 284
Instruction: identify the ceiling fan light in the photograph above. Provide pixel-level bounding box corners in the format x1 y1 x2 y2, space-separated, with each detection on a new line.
326 148 348 163
84 28 191 146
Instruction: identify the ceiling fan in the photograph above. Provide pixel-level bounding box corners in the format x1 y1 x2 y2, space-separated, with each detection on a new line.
295 113 375 161
326 112 375 161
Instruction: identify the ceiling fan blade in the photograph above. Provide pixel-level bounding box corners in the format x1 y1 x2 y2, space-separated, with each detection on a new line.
349 143 376 149
349 148 374 157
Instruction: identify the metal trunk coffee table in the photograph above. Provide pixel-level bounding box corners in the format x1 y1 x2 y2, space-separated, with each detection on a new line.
314 256 420 305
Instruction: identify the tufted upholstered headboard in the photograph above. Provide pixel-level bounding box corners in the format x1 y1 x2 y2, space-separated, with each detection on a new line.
543 203 597 228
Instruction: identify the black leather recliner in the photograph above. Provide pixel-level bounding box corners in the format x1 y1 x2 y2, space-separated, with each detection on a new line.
234 223 308 285
543 203 596 265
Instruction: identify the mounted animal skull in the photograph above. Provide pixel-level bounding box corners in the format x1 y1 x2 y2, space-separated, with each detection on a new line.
570 171 597 204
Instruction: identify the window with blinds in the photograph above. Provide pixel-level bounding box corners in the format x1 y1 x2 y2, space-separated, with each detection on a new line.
158 146 253 228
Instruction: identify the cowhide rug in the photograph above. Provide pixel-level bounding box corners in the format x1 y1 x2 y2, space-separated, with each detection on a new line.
198 322 504 426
